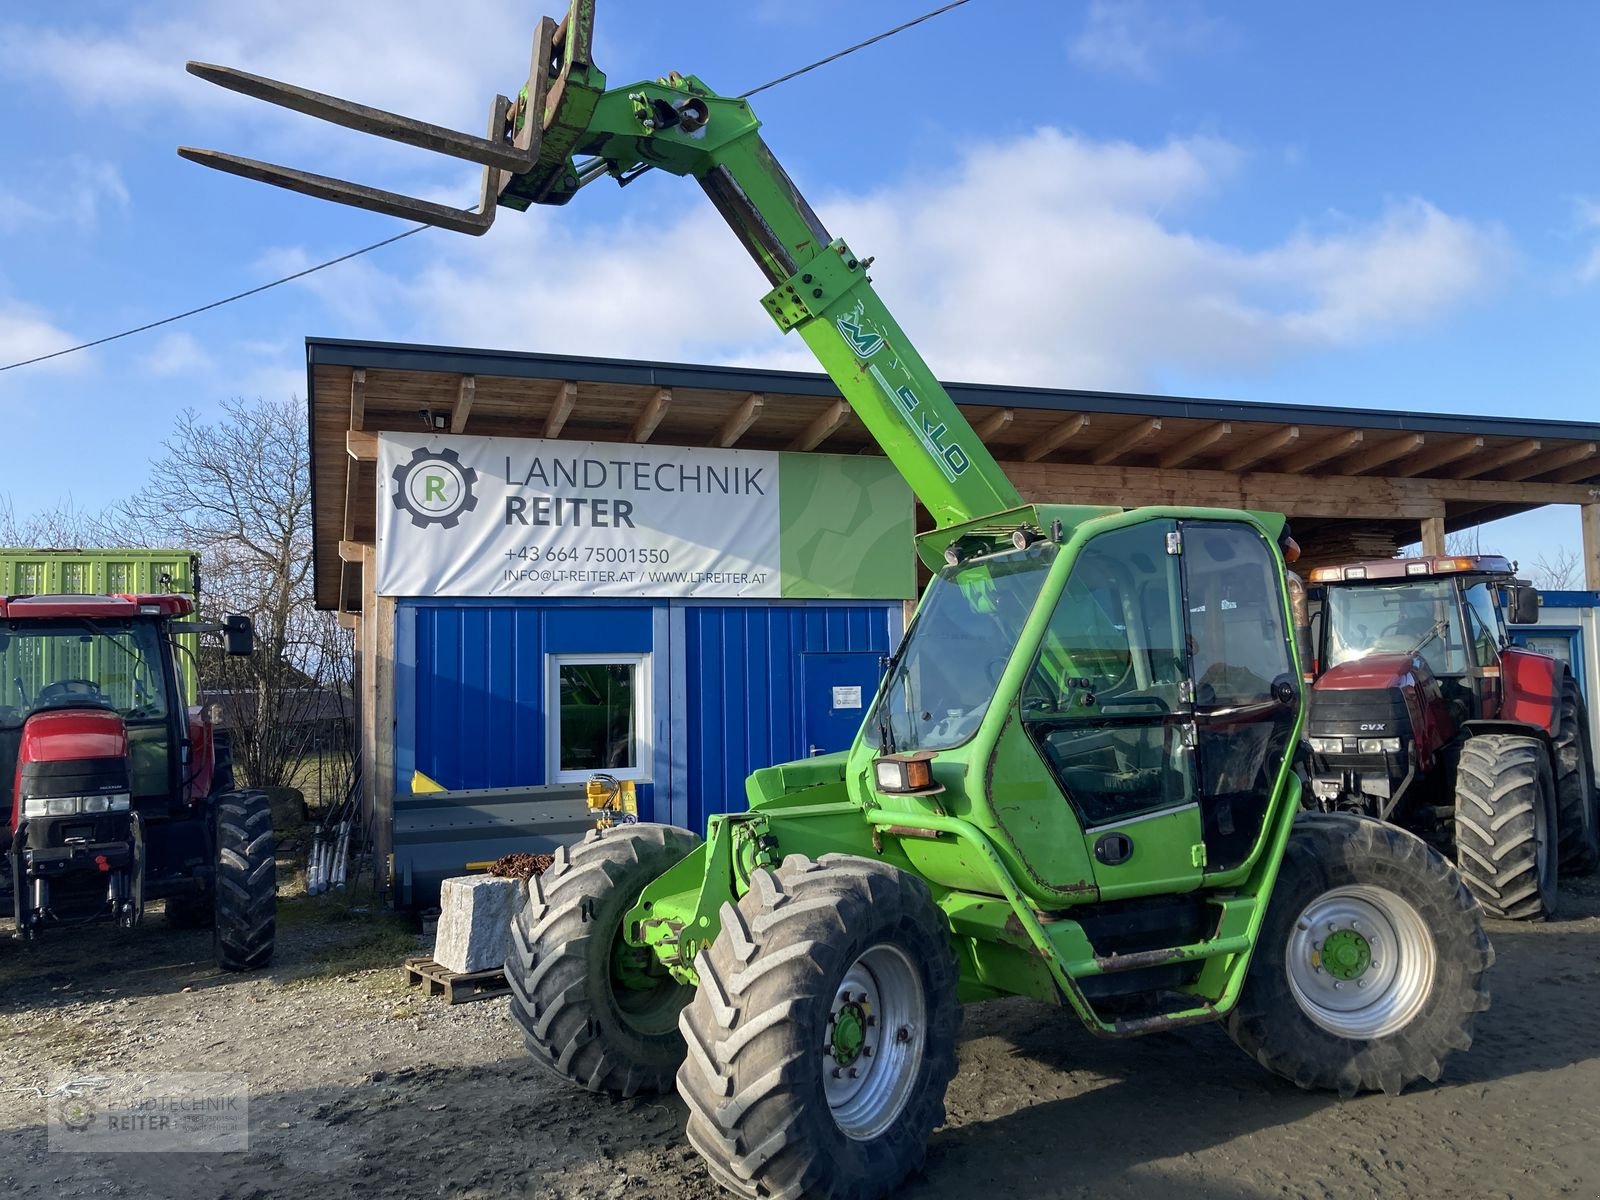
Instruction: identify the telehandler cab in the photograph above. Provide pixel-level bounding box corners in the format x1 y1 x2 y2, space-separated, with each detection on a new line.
183 6 1494 1196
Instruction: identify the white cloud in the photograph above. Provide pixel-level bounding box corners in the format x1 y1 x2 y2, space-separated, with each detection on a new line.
138 331 215 377
0 158 129 233
281 128 1508 394
1576 198 1600 284
1069 0 1230 82
0 303 86 375
0 2 542 180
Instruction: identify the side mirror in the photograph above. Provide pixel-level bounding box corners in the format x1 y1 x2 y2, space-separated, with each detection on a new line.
223 614 255 657
1509 586 1539 626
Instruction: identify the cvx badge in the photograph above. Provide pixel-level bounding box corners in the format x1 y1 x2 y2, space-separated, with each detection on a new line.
392 445 479 529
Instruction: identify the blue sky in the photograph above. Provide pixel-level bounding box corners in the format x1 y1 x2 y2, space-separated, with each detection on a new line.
1 1 1596 566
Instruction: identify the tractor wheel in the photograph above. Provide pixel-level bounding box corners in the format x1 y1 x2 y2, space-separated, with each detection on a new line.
677 855 961 1200
507 824 701 1096
1554 677 1599 875
1454 733 1559 920
213 790 276 971
1226 812 1492 1097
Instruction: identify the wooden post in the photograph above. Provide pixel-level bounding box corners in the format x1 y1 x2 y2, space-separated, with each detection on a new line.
1420 515 1447 557
1583 502 1600 590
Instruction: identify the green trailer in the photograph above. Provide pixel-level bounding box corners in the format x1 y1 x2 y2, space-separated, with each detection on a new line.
0 548 202 702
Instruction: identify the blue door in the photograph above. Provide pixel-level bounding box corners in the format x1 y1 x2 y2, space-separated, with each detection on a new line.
801 652 883 757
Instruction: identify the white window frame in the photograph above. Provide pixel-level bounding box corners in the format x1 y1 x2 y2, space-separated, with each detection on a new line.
545 653 652 784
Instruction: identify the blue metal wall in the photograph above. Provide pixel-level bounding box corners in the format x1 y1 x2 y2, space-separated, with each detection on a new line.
398 598 897 833
677 604 894 828
410 602 655 792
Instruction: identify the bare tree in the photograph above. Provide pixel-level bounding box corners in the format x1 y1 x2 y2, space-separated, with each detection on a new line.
0 494 127 548
1445 525 1483 556
121 397 352 792
1529 546 1582 591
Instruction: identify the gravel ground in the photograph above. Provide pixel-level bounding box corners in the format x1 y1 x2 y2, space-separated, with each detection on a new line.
2 878 1598 1200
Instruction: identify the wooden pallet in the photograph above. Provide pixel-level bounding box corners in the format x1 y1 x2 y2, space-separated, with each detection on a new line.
402 956 510 1005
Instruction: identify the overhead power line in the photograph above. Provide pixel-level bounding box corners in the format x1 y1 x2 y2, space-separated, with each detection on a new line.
0 0 977 375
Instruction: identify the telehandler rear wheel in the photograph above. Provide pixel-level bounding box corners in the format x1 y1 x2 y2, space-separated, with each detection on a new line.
507 823 701 1096
677 854 960 1200
1227 813 1491 1097
1555 677 1599 875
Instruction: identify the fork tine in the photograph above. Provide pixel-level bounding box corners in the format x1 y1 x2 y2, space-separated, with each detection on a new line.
186 62 530 174
177 148 494 236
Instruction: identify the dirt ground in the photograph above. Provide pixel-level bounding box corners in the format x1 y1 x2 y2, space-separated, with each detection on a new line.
2 879 1598 1200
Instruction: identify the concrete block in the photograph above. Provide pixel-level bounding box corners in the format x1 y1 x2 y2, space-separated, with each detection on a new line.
433 875 522 974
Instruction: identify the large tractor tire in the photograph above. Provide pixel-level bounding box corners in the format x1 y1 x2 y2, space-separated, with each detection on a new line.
508 824 701 1096
1555 677 1599 875
1227 813 1492 1096
214 789 276 971
1454 733 1559 920
677 855 961 1200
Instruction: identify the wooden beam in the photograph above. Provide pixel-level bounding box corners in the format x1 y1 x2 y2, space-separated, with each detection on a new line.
1221 426 1299 473
1511 441 1597 480
336 610 358 631
346 429 378 461
1457 438 1542 479
349 368 366 431
1091 418 1162 465
1420 515 1446 557
999 459 1600 520
971 408 1014 443
544 380 577 438
1395 435 1482 478
1584 503 1600 590
1542 458 1600 485
717 393 764 447
790 399 848 452
1158 421 1230 469
450 374 475 434
630 387 671 443
338 538 371 563
1344 433 1425 476
1279 429 1363 475
1021 413 1090 462
341 462 360 541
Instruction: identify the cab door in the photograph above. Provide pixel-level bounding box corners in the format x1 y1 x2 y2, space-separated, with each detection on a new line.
1020 518 1205 899
1179 521 1300 874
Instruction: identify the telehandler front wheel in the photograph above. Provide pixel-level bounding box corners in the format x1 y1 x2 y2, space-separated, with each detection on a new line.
677 854 960 1200
1227 813 1492 1097
507 823 701 1096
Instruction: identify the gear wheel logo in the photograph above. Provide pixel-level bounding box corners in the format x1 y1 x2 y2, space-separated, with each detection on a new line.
392 445 479 529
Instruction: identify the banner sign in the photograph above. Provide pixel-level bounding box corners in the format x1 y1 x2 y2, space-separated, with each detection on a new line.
378 434 786 598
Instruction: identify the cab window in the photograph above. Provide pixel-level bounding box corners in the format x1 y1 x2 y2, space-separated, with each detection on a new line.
1022 521 1191 826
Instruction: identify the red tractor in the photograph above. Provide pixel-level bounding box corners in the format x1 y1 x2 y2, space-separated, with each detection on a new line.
1302 554 1598 920
0 593 276 968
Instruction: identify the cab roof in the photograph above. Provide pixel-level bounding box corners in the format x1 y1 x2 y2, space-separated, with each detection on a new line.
1309 555 1515 584
0 593 194 619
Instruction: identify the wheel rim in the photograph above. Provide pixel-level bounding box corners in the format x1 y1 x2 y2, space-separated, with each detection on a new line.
1284 884 1436 1039
609 932 685 1036
823 943 926 1141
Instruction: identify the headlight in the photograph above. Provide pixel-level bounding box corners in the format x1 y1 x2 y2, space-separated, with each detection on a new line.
21 792 131 818
1308 736 1344 754
873 756 936 793
1357 738 1402 755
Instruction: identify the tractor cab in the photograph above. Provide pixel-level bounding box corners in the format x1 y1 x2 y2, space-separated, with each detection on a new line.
1306 556 1543 757
1 593 258 944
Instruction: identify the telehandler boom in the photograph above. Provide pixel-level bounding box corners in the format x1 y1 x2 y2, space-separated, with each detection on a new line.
182 7 1494 1197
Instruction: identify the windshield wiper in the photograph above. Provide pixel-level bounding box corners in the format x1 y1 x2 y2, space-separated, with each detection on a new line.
1407 620 1450 659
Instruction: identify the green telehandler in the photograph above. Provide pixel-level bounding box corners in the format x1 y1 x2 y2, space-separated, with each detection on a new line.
183 6 1494 1196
